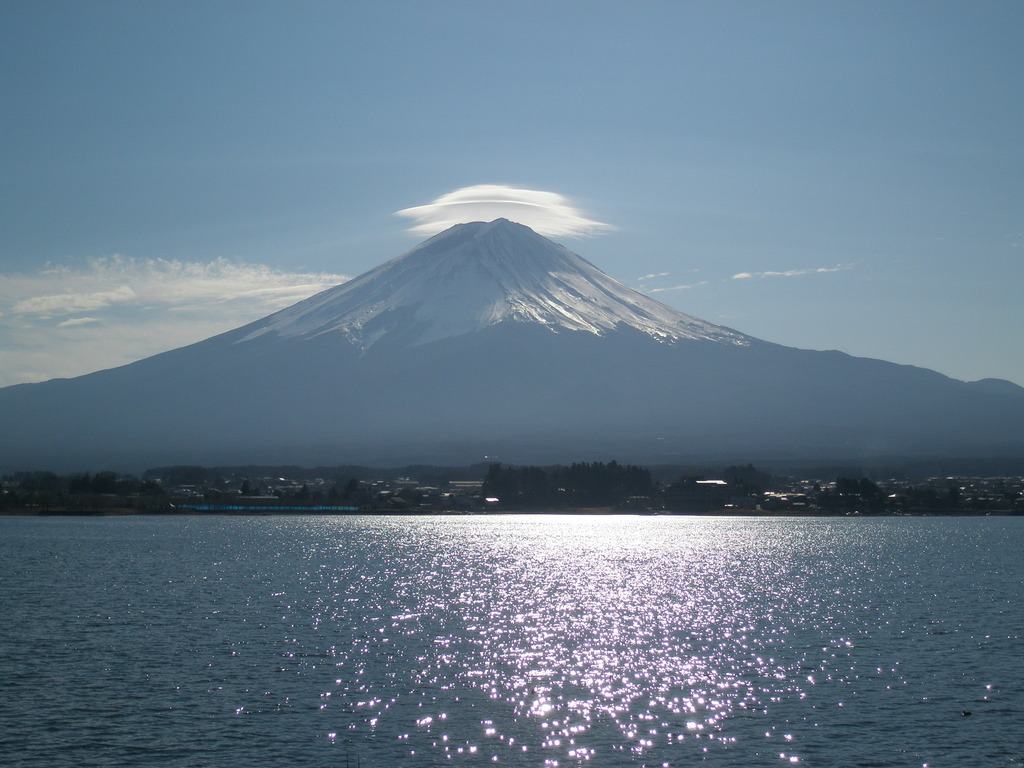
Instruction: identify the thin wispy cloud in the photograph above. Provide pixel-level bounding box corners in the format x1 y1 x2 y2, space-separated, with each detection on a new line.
396 184 613 238
0 256 348 386
13 286 137 317
637 263 853 295
649 281 710 293
731 264 853 280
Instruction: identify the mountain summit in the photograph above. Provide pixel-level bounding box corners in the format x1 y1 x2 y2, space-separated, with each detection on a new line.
235 218 749 350
1 220 1023 472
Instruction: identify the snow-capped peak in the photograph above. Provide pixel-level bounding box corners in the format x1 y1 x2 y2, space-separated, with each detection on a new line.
238 219 751 349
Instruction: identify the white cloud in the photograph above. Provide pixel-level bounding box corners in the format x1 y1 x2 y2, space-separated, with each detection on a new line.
731 264 853 280
395 184 613 238
638 263 851 294
0 256 349 386
649 281 710 292
13 286 137 316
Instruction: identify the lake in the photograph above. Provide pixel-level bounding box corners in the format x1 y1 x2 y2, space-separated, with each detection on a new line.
1 515 1022 767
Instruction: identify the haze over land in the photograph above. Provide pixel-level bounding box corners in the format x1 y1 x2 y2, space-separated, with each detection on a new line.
1 3 1022 387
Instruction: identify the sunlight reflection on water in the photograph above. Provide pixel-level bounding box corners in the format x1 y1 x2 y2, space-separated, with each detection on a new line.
2 515 1022 768
272 515 1018 766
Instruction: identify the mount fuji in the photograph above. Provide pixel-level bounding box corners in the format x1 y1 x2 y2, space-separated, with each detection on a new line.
2 218 1023 472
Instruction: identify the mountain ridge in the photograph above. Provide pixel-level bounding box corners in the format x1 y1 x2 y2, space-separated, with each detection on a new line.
232 218 752 351
1 220 1022 473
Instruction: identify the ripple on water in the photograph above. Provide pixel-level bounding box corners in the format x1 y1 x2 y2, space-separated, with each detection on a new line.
1 515 1022 768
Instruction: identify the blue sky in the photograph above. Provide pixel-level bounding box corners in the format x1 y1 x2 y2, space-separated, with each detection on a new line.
1 1 1022 386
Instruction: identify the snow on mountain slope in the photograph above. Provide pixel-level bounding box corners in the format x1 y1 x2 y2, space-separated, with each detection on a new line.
4 219 1024 473
238 218 751 349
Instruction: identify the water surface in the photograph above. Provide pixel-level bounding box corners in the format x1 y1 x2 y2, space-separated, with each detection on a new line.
1 515 1022 767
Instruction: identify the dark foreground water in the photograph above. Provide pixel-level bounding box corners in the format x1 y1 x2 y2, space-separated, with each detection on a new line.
1 515 1022 768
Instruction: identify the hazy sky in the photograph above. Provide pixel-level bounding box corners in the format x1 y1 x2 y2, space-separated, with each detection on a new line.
2 1 1022 387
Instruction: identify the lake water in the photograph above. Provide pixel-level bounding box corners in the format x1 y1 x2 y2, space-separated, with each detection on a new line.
1 515 1022 767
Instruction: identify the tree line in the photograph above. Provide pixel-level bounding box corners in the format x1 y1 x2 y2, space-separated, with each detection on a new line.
482 461 656 508
1 471 164 511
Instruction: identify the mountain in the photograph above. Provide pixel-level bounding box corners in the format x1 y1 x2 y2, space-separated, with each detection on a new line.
2 218 1023 473
235 217 750 349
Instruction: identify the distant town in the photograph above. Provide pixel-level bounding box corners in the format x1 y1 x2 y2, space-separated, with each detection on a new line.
3 461 1023 516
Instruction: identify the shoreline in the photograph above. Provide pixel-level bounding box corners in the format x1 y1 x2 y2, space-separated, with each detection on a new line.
3 507 1020 518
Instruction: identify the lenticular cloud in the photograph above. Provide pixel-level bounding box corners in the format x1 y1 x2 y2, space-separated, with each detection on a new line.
396 185 612 238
